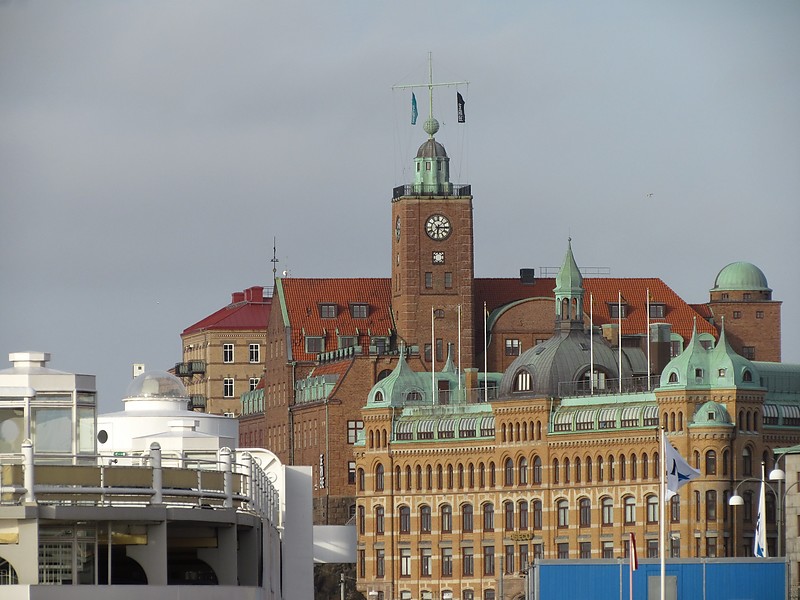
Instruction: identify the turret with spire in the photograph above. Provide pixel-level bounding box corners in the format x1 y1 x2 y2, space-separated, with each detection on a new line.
554 238 585 331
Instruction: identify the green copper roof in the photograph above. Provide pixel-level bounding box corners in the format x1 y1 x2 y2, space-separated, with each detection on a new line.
690 401 733 427
554 238 583 294
711 261 771 292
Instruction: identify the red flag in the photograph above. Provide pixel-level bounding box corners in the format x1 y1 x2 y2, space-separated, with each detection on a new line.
629 532 639 571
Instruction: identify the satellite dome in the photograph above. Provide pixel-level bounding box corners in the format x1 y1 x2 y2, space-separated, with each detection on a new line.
712 262 771 292
125 371 188 400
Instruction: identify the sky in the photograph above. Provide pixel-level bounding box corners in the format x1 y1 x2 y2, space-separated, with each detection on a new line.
1 1 798 413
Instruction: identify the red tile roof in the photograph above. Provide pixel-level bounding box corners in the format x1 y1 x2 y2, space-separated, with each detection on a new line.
183 287 272 335
279 278 393 362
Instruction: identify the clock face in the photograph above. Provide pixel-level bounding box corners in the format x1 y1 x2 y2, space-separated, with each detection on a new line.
425 214 451 240
395 216 401 241
432 251 445 264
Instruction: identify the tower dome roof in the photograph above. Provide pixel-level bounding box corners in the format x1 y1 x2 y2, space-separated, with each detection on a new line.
125 371 188 400
712 262 771 292
416 138 448 158
691 400 733 427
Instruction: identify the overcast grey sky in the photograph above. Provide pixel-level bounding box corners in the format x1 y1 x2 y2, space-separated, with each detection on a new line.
1 1 798 413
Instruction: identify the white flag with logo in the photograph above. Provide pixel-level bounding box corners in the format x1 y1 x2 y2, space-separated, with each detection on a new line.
754 478 769 557
664 440 700 501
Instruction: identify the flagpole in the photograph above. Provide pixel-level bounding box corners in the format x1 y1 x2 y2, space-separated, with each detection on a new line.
431 306 436 404
618 291 623 393
646 288 651 391
630 532 636 600
457 304 462 392
660 428 666 600
483 301 488 401
590 293 594 395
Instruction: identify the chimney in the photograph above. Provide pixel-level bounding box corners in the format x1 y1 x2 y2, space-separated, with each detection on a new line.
245 286 264 302
519 269 536 285
231 292 245 303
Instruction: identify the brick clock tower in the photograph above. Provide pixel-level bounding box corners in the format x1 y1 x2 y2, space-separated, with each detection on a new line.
391 115 475 369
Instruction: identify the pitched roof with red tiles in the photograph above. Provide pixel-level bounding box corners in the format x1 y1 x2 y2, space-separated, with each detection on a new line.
278 278 393 362
182 287 272 335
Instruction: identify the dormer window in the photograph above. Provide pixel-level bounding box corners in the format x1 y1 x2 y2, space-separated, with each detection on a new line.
319 303 337 318
609 303 627 318
649 303 666 318
515 371 532 392
350 303 369 318
305 336 324 354
374 391 384 403
743 369 753 382
668 372 679 383
694 368 704 380
718 368 727 377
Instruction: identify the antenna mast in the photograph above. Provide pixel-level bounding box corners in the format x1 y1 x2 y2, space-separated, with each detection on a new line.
270 237 279 288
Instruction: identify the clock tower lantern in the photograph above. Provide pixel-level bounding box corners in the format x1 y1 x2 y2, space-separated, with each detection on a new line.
391 115 475 370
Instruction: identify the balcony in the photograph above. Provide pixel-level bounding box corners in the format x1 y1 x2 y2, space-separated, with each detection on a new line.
174 361 206 377
392 183 471 200
188 395 206 410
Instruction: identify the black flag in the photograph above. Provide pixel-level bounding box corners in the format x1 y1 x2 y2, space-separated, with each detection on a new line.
457 92 465 123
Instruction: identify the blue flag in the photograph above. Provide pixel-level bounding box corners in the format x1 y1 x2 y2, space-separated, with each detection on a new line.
411 93 418 125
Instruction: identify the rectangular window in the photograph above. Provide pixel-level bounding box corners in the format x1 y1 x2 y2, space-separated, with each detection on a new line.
733 310 742 319
609 304 627 318
463 547 474 576
425 272 433 288
579 542 591 559
249 343 260 363
707 537 717 558
424 344 432 362
441 547 453 577
519 544 528 570
249 377 260 391
602 541 614 558
557 543 569 559
223 378 234 398
504 545 514 573
346 420 363 445
376 549 385 578
444 272 453 288
670 537 680 558
305 336 324 354
505 339 521 356
649 304 666 318
647 540 659 558
742 346 756 360
483 546 495 575
400 548 411 577
350 303 369 318
421 548 432 577
706 490 717 521
358 550 365 578
319 303 337 318
339 336 357 349
371 337 388 354
347 461 356 484
756 310 764 319
223 343 234 363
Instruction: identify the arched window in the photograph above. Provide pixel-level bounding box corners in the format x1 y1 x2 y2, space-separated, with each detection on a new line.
743 447 753 476
743 369 753 382
746 411 751 431
426 465 433 490
706 450 717 475
668 371 678 383
375 505 385 534
369 430 375 449
437 465 444 489
518 457 528 485
655 452 660 478
533 456 542 484
441 504 453 533
358 468 365 491
575 457 582 484
447 464 454 489
462 503 474 532
598 456 604 482
518 500 529 530
483 503 495 532
678 412 683 430
458 463 464 489
608 455 615 481
515 370 533 392
619 455 626 481
670 495 680 522
630 454 637 480
586 456 592 483
416 465 423 490
738 410 744 431
399 505 411 534
533 499 543 530
375 464 384 491
694 450 700 470
642 453 649 479
420 505 432 533
489 462 496 487
601 496 613 526
579 497 591 527
553 459 560 484
479 463 486 488
564 458 571 484
624 496 636 525
358 505 365 534
536 421 542 440
504 501 514 531
395 466 401 490
377 369 392 381
722 450 729 476
647 495 659 523
557 499 569 528
504 458 514 486
670 412 676 431
405 466 412 491
468 463 475 488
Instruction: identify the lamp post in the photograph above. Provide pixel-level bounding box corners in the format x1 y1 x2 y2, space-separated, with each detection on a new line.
729 463 776 557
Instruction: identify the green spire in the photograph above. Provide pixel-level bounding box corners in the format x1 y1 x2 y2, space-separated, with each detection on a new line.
554 238 584 324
